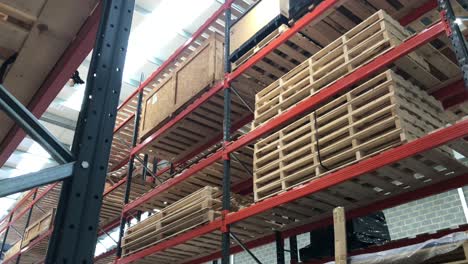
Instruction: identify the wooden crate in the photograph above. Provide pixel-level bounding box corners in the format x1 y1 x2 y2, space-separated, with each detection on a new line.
122 187 222 256
22 208 55 248
253 10 430 129
139 33 224 141
4 240 21 260
253 70 452 201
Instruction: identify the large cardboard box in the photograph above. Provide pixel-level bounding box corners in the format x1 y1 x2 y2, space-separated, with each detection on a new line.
139 33 224 140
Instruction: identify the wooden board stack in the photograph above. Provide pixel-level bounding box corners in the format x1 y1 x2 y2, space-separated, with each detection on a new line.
122 187 222 256
4 240 21 260
253 69 465 201
21 208 55 248
121 186 280 259
252 9 429 129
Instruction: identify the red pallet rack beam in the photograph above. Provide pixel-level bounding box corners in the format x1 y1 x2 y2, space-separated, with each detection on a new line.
226 21 446 153
189 174 468 264
444 91 468 108
114 81 224 171
117 219 222 264
123 151 222 214
399 0 437 26
0 2 101 168
117 120 468 263
116 0 235 111
122 21 447 214
0 183 58 235
226 119 468 224
432 79 465 101
113 115 134 134
130 82 224 157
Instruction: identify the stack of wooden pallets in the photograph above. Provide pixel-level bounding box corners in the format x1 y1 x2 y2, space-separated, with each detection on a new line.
253 67 463 201
252 10 429 129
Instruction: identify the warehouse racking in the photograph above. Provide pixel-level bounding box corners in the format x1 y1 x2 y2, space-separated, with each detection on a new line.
1 0 468 263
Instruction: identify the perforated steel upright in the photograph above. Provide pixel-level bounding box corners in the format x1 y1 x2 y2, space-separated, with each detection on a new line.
222 5 232 264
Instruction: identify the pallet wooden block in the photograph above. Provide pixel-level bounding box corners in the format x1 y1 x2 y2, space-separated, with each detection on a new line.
253 69 465 201
21 208 55 248
139 32 224 142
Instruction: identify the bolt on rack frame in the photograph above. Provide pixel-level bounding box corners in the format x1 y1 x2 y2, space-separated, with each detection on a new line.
109 0 468 263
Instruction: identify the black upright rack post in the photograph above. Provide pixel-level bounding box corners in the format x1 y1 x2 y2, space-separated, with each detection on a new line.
45 0 135 262
116 84 145 257
15 189 38 264
289 235 298 263
222 5 232 264
276 231 285 264
439 0 468 87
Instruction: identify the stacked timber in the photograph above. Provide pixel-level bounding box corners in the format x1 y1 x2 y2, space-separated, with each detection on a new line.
21 208 55 248
253 69 453 201
121 186 279 257
122 187 223 256
4 240 21 260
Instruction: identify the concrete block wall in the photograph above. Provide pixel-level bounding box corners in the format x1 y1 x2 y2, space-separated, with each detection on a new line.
384 189 467 240
209 188 468 264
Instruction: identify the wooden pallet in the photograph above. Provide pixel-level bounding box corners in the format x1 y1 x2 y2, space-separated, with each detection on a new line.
22 208 55 248
253 70 462 201
252 10 431 129
231 1 464 110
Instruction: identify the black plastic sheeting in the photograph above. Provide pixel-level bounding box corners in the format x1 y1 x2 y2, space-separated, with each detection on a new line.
300 212 391 262
326 231 468 264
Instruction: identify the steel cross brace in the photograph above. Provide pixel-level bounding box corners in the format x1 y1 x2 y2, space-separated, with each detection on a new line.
0 162 74 197
0 84 73 164
229 232 263 264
